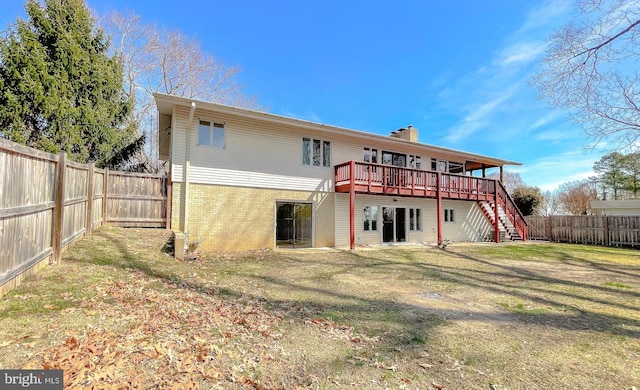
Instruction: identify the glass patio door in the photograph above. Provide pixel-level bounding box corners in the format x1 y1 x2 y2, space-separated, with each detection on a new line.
382 207 406 243
276 202 312 248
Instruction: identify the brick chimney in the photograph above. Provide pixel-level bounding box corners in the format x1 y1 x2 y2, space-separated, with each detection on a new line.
390 125 418 142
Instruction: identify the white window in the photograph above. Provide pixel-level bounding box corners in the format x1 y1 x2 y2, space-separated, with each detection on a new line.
449 161 464 174
198 120 225 148
444 208 455 223
431 158 447 172
363 205 378 231
364 147 378 164
409 208 421 230
409 155 421 169
410 208 421 230
430 158 464 173
303 138 331 167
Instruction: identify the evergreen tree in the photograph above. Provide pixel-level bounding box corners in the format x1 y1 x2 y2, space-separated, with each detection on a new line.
621 153 640 198
593 152 627 200
511 186 543 216
0 0 136 166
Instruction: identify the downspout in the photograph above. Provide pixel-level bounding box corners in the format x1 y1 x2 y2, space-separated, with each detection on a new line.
183 102 196 240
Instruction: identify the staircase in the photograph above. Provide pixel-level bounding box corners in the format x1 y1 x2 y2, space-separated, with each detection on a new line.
478 180 528 242
479 201 523 241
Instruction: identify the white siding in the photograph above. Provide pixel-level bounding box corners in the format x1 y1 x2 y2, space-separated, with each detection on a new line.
171 105 187 181
334 196 493 247
170 105 484 190
441 200 494 242
335 193 350 247
171 106 333 191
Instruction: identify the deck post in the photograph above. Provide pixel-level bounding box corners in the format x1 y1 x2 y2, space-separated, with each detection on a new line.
494 180 500 243
436 172 442 246
350 160 355 250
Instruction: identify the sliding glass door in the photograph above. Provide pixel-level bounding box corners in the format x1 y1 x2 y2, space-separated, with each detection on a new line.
276 202 312 248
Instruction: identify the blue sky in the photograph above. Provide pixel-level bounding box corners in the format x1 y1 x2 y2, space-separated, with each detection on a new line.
0 0 606 191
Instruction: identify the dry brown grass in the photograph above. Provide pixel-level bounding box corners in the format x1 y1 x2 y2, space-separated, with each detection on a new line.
0 227 638 389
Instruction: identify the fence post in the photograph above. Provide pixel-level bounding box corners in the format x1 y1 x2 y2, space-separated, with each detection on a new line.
85 163 95 237
604 216 609 246
102 168 109 226
51 151 67 264
547 216 553 242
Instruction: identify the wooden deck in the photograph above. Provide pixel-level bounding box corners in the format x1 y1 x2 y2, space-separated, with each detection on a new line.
335 161 496 201
334 161 528 244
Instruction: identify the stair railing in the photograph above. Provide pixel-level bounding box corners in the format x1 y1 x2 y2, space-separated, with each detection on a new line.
495 180 528 240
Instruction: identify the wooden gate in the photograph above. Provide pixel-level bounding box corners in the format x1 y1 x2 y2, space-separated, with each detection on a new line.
104 171 167 228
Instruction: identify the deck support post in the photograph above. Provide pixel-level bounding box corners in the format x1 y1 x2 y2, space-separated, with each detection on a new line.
349 160 355 250
436 172 442 246
499 166 504 183
494 180 500 243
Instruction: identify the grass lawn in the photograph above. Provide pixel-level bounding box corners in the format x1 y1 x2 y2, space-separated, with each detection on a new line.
0 227 639 389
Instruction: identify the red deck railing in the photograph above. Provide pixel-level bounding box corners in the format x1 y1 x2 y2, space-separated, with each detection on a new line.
334 161 528 240
335 161 495 200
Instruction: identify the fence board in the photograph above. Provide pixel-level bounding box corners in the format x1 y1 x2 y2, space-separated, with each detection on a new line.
525 215 640 248
0 139 58 297
105 172 166 227
0 138 167 297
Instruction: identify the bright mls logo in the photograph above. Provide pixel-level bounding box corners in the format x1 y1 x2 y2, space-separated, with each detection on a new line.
1 370 63 389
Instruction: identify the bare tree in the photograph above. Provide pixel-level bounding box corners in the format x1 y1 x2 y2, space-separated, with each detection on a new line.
557 180 598 215
488 171 525 195
100 10 260 171
539 190 561 216
532 0 640 149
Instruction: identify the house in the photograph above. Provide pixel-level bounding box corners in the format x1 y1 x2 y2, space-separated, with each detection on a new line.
154 93 527 252
590 200 640 216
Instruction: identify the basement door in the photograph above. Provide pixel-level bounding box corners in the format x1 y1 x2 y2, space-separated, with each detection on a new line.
382 207 407 243
275 202 312 248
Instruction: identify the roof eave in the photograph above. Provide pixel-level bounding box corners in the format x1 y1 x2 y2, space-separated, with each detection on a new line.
153 93 522 168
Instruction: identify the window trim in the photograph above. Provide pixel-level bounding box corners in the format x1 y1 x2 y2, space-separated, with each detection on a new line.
409 208 421 231
408 155 421 169
363 147 378 164
197 119 225 148
382 150 407 167
444 208 455 223
302 137 331 167
363 205 378 232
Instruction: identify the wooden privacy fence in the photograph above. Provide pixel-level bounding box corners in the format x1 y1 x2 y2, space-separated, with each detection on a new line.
0 138 167 297
525 215 640 248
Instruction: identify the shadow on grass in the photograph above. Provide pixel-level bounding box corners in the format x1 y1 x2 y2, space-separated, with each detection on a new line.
63 230 447 353
65 229 640 350
336 247 640 337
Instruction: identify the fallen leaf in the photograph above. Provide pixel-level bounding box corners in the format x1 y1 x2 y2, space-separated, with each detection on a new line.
65 336 79 350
